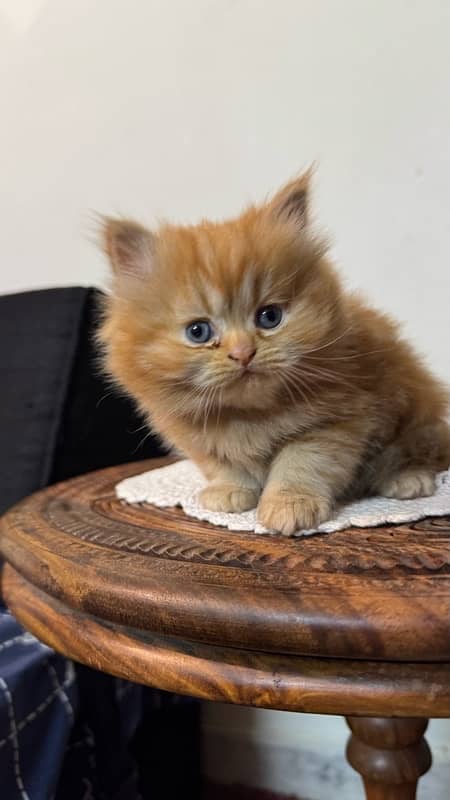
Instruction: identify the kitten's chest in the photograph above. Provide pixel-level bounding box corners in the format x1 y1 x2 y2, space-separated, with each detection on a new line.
195 409 313 467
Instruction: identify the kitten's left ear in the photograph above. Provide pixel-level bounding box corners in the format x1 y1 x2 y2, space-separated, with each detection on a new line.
267 168 313 229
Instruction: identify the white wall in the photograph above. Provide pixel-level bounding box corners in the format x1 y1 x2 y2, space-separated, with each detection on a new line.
203 706 450 800
1 2 449 798
1 0 450 381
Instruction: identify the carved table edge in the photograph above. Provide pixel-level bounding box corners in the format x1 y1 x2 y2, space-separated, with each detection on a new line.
2 564 449 719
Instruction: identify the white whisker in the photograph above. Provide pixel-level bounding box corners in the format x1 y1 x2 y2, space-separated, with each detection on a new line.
300 326 354 355
304 346 391 362
289 363 356 392
283 369 317 411
132 429 154 454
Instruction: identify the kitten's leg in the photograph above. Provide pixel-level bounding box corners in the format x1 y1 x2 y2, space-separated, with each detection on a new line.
258 420 370 535
196 456 263 513
368 420 449 499
377 469 436 499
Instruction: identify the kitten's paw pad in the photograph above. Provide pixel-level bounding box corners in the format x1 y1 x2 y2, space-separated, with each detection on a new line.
380 469 436 500
257 490 331 536
199 483 259 513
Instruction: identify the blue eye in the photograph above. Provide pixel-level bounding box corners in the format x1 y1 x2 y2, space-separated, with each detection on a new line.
185 320 214 344
255 305 283 330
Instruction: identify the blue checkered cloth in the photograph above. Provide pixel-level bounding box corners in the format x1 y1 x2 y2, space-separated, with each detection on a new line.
0 605 78 800
0 602 145 800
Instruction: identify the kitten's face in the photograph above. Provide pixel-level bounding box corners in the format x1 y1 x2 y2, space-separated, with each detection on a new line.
101 174 342 415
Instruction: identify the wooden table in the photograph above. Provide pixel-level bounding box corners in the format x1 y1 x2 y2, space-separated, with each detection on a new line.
1 459 449 800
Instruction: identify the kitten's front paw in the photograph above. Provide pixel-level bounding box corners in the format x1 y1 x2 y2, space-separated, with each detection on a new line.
199 483 259 513
257 489 331 536
379 469 436 500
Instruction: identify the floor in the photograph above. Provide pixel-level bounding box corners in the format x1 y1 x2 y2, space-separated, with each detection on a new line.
203 782 307 800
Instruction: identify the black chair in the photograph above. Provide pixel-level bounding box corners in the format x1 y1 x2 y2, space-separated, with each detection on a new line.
0 287 201 800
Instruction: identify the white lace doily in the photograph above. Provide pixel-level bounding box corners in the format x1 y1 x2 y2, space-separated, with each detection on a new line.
116 460 450 537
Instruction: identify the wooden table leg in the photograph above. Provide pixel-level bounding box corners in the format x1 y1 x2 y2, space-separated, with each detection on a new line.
345 717 432 800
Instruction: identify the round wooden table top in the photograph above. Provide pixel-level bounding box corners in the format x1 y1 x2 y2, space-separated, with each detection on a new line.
1 459 449 718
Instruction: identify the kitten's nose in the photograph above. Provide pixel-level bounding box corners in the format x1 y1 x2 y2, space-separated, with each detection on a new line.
228 344 256 368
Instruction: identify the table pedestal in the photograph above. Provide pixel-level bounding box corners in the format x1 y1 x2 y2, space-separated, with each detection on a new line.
346 717 432 800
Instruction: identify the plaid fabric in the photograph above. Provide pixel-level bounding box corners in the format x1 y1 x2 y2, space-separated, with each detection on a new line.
0 603 148 800
0 606 77 800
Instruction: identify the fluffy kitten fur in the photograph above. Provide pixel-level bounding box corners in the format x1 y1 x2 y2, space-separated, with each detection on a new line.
99 173 449 535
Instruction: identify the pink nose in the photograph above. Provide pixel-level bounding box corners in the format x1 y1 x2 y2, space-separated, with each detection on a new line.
228 345 256 368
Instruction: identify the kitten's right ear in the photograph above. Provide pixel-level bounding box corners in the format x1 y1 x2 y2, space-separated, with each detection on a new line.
101 217 155 280
267 168 313 230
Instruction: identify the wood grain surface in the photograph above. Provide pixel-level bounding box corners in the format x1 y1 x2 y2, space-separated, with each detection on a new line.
1 455 449 800
2 565 449 718
1 459 449 662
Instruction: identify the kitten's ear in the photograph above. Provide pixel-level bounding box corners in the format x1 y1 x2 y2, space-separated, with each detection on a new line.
101 217 155 280
267 169 312 229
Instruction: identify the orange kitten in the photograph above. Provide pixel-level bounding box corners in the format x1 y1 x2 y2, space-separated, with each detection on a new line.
99 173 450 535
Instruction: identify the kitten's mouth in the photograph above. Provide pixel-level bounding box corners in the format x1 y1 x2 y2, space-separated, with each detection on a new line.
228 366 262 385
238 365 258 376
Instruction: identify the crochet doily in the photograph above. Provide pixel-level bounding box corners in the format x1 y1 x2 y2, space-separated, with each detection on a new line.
116 460 450 537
